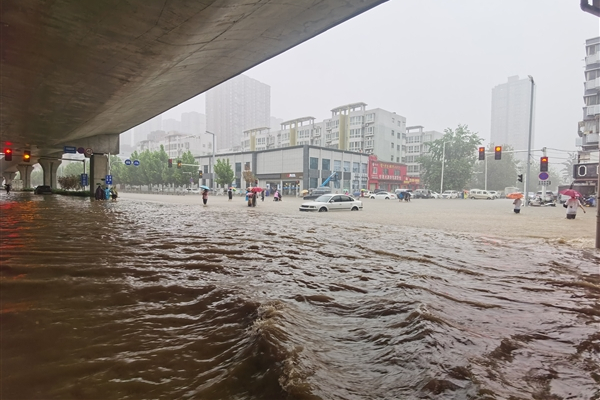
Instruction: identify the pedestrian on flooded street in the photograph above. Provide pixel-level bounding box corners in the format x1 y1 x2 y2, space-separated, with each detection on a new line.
228 188 233 201
95 184 104 200
202 189 209 206
110 186 118 201
565 196 585 219
261 190 264 202
512 198 522 214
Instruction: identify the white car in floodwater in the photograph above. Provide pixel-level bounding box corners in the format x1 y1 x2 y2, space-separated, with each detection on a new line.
299 194 363 212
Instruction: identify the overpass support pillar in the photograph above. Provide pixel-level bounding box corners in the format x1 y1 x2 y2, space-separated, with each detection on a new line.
2 171 17 185
38 159 62 188
16 164 34 189
90 154 109 197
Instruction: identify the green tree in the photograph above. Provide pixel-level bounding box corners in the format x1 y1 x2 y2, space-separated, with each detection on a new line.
58 175 82 190
214 158 235 187
418 125 482 192
561 152 577 184
59 160 88 177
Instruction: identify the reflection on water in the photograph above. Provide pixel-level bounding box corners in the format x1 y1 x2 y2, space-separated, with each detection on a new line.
1 194 599 399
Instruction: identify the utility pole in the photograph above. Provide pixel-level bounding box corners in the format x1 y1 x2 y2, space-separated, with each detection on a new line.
525 75 535 207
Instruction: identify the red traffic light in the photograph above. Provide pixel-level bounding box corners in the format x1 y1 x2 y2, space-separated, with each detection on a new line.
478 147 485 160
4 148 13 161
540 156 548 172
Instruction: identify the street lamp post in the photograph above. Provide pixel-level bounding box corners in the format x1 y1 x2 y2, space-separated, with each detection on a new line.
525 76 535 207
440 141 450 194
206 131 216 191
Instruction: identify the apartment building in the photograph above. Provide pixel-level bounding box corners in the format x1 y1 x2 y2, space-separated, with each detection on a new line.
404 125 444 178
241 102 407 163
575 36 600 187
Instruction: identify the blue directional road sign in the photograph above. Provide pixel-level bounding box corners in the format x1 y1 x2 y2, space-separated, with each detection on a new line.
105 175 112 185
64 146 77 153
133 160 140 167
81 173 88 186
538 172 549 181
124 159 132 166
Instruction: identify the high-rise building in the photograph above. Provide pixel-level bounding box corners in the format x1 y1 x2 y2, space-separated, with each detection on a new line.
133 115 162 145
181 111 206 136
206 74 270 151
575 36 599 185
490 75 536 163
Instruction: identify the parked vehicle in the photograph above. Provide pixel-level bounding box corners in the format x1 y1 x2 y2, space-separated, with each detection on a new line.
303 187 332 201
34 185 53 195
370 191 397 200
487 190 499 199
430 191 441 199
441 190 459 199
412 189 432 199
299 194 362 212
469 189 495 200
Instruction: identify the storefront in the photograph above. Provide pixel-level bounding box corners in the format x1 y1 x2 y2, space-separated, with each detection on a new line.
367 155 409 191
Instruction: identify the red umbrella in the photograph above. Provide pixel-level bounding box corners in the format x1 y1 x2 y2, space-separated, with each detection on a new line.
559 189 581 198
249 187 263 193
506 192 523 199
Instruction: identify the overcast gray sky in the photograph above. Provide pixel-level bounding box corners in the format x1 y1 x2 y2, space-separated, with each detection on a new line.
163 0 599 158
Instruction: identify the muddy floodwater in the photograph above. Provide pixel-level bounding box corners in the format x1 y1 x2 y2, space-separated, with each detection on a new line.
1 192 599 400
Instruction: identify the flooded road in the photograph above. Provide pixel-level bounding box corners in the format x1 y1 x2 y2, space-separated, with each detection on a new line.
1 192 599 399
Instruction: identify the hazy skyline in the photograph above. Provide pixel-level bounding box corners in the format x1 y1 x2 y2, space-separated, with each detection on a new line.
161 0 599 164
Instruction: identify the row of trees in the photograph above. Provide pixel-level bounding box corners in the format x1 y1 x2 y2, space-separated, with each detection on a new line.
418 125 574 192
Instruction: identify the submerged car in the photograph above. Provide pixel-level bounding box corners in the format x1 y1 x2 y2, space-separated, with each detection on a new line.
299 194 362 212
34 185 53 195
370 191 397 200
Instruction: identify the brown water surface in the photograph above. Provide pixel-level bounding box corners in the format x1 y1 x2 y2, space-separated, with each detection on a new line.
1 192 599 399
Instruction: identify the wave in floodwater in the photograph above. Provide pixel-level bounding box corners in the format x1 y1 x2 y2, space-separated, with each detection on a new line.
1 195 599 400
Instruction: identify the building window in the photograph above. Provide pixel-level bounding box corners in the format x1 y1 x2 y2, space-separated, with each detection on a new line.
391 142 394 148
322 158 330 170
396 157 400 162
334 160 341 171
373 167 378 174
391 155 394 161
397 145 400 151
361 163 367 173
352 162 359 173
383 168 389 175
310 157 318 169
391 130 395 136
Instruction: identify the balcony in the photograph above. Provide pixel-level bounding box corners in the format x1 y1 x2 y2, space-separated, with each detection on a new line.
577 133 599 148
586 104 600 116
585 77 600 91
586 52 600 65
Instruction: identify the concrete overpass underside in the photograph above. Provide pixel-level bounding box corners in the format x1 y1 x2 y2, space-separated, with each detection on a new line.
0 0 386 188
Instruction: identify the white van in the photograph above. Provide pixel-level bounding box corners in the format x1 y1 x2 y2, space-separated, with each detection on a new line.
469 189 495 200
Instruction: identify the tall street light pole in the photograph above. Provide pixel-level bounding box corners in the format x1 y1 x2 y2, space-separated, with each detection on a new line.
525 75 535 207
440 141 450 194
206 131 216 191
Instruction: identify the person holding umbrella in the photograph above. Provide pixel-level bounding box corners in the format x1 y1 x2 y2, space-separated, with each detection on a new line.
565 196 586 219
202 189 209 206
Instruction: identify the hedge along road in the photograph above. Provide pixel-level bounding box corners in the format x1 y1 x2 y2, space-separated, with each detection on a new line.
118 192 597 248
